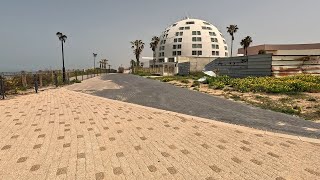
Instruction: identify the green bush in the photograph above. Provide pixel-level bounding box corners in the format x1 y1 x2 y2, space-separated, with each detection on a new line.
70 79 81 84
161 77 174 82
191 81 200 87
134 71 152 76
180 79 190 84
206 75 320 93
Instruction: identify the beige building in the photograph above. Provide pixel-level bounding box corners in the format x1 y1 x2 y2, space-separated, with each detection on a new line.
238 43 320 56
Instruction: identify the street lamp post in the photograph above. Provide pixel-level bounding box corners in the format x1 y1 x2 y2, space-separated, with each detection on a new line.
56 32 67 83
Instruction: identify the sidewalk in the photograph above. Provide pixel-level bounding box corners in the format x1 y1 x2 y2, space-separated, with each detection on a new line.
0 88 319 180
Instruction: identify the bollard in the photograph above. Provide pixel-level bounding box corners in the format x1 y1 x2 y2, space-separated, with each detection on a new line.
21 71 27 88
38 71 43 87
34 74 39 93
0 75 5 100
82 70 84 81
54 72 58 87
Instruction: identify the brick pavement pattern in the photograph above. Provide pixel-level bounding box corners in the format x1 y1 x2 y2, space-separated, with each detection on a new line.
0 88 319 180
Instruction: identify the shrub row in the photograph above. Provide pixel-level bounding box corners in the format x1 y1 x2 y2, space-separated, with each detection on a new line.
207 75 320 93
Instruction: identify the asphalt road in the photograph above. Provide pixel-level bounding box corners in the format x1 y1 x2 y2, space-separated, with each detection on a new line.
90 74 320 139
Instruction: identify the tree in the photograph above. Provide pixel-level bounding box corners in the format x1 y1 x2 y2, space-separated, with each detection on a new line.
130 40 145 67
240 36 253 56
226 25 239 57
149 36 160 68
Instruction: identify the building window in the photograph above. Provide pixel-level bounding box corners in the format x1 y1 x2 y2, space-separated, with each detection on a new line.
224 46 228 50
163 40 166 44
176 32 183 36
212 51 220 56
177 51 181 55
173 45 177 49
172 51 177 56
186 21 195 24
159 53 162 57
177 44 182 49
209 32 216 36
172 23 177 27
192 44 202 48
185 26 190 30
203 22 210 25
192 31 201 35
202 26 207 30
179 27 184 30
174 38 177 43
223 40 226 44
212 44 219 49
178 38 182 42
192 51 202 56
207 27 212 30
211 38 218 42
225 52 228 56
192 37 202 42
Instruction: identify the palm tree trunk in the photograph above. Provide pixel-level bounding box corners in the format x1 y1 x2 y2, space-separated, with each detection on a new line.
230 39 233 57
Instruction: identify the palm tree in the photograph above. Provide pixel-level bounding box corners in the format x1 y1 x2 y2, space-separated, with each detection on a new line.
226 25 239 57
240 36 253 56
149 36 160 68
130 40 145 67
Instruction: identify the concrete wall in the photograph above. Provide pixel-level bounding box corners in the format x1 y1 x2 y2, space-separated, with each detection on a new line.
272 55 320 77
205 54 320 77
177 56 215 72
204 54 272 77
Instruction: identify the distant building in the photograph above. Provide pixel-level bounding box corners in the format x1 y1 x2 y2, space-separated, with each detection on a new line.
238 43 320 56
149 18 229 75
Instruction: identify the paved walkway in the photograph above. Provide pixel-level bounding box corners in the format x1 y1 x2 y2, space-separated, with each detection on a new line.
77 74 320 139
0 89 319 180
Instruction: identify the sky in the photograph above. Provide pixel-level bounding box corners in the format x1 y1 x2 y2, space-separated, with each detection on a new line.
0 0 319 72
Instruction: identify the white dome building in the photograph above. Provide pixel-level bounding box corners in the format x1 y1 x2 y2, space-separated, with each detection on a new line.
155 18 229 63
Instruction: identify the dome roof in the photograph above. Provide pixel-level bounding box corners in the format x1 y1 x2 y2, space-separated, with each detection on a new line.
156 18 229 61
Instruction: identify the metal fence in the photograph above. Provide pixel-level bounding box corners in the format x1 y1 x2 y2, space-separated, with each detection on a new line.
0 69 109 99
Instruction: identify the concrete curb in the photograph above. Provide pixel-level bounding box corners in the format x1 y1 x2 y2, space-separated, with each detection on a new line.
67 88 320 144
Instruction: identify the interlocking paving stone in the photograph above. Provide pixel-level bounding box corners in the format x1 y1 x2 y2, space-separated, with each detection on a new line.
56 167 67 175
0 88 319 180
1 145 11 150
17 157 28 163
167 167 177 174
147 165 157 172
113 167 123 175
116 152 124 157
30 164 40 172
95 172 105 180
